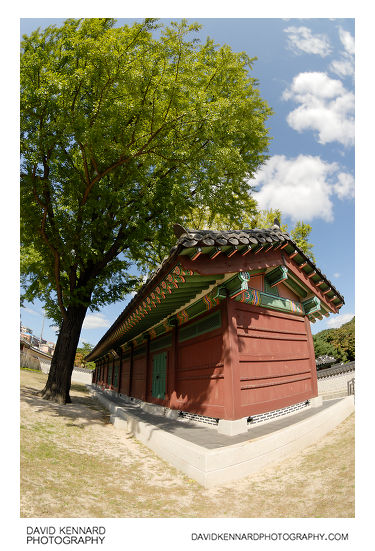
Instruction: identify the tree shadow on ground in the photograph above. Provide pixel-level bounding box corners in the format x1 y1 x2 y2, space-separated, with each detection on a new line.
20 384 111 428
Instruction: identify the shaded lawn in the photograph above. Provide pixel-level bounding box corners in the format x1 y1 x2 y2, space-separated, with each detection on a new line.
20 370 354 518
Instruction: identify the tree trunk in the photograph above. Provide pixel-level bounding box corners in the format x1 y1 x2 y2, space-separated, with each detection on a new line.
41 304 88 404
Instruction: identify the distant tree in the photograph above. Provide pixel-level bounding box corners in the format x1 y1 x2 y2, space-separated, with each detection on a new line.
313 335 338 359
313 316 355 363
21 18 272 403
333 317 355 361
290 221 315 262
75 342 95 369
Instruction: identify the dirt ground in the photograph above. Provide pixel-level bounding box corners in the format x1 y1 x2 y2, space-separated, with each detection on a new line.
20 369 354 518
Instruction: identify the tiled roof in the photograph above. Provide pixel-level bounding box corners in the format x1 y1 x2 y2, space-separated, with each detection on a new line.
143 224 291 287
173 225 290 248
172 224 344 302
315 355 336 366
316 361 355 378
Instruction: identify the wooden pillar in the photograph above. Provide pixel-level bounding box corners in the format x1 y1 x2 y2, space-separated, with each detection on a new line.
128 343 134 397
117 347 123 394
144 335 151 402
110 356 115 388
222 298 240 420
104 356 109 387
168 321 178 409
305 315 319 397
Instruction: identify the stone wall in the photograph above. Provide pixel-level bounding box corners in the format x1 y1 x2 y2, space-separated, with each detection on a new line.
40 363 93 384
317 362 355 399
71 367 93 384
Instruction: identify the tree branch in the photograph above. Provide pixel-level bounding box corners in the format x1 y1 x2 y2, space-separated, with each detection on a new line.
78 142 91 185
79 114 186 206
39 209 68 321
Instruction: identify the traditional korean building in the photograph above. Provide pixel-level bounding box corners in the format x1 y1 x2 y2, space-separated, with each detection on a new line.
87 222 344 427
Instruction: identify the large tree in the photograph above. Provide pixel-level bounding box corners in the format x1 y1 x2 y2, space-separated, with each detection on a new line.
21 18 272 403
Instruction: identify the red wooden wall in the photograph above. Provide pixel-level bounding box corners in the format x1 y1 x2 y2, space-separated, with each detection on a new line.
119 356 131 395
174 323 225 418
131 352 147 400
95 296 317 421
232 301 317 418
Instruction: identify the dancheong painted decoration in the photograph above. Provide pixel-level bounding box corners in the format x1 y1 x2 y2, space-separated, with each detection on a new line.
86 222 344 421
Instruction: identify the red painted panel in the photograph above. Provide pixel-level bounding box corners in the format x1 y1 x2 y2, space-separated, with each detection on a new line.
277 282 299 302
119 358 130 395
233 303 317 417
249 274 263 291
175 330 225 418
236 307 306 335
131 355 147 400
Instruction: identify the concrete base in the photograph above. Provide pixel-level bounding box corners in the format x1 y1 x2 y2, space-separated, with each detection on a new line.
89 388 354 488
139 401 179 419
310 395 323 407
218 417 248 436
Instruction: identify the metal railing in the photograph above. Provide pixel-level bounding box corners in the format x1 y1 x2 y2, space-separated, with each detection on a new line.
347 378 355 396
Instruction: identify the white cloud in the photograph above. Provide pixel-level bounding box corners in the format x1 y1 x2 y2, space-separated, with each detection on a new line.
339 27 355 56
23 307 39 316
329 27 355 79
326 313 354 329
284 26 331 57
283 72 354 146
333 273 341 278
330 58 354 79
252 154 354 222
333 172 355 199
83 313 111 329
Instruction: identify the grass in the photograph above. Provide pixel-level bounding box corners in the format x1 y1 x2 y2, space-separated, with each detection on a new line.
20 367 43 373
20 370 354 518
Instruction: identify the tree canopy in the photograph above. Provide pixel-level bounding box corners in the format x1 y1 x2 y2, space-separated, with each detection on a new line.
20 18 273 402
290 221 315 262
74 342 95 369
21 18 272 322
313 316 355 363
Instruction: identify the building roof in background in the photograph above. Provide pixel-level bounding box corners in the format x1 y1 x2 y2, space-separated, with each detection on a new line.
20 338 53 359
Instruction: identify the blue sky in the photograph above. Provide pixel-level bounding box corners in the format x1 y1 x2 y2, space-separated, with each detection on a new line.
20 17 355 346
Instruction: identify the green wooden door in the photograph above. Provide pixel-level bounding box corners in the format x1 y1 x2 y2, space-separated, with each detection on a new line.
107 365 113 385
152 352 167 399
113 364 119 388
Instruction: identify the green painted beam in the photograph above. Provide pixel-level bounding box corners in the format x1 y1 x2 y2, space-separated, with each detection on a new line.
284 275 308 298
302 296 321 315
265 266 288 287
